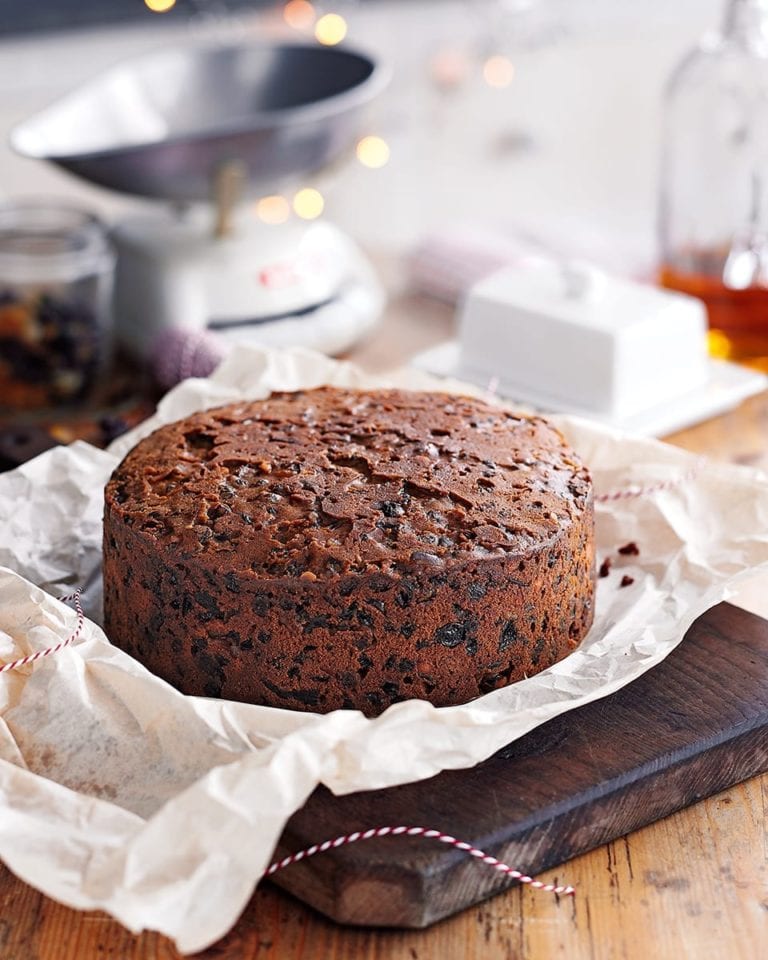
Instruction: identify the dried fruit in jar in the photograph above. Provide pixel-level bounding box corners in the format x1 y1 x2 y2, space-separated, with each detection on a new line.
0 290 102 410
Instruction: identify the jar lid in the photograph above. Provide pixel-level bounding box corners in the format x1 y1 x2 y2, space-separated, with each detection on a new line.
0 200 113 284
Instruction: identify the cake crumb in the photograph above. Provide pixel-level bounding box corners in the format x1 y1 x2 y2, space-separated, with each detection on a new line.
620 574 635 588
599 558 612 578
618 542 640 556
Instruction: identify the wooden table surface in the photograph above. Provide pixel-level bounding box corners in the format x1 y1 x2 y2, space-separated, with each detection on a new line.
1 281 768 960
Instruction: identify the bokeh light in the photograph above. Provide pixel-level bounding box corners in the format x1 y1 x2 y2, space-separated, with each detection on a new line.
356 135 390 169
144 0 176 12
284 0 316 30
430 49 471 91
707 329 732 360
293 188 325 220
256 195 291 225
483 55 515 88
315 13 348 46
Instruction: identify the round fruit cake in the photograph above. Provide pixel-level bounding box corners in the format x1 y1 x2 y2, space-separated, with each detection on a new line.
102 387 595 715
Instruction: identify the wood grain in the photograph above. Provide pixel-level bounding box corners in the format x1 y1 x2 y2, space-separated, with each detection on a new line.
2 774 767 960
1 283 768 959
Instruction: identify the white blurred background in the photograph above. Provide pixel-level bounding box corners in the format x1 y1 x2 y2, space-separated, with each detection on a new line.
0 0 723 270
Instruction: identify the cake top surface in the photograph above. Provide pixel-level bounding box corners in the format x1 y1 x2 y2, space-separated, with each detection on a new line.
105 387 591 578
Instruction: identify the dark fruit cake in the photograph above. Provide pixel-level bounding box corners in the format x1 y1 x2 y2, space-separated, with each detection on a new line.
102 387 595 715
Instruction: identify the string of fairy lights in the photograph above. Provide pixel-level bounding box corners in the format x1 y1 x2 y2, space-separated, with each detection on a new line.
141 1 517 226
143 0 353 46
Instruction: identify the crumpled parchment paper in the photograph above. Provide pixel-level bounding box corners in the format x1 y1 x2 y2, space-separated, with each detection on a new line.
1 346 768 953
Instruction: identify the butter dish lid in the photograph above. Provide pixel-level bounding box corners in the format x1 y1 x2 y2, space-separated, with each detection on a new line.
466 258 704 330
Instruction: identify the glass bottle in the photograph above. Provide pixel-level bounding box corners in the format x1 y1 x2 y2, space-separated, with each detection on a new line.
659 0 768 371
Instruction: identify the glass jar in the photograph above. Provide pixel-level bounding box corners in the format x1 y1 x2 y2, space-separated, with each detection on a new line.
659 0 768 371
0 202 115 411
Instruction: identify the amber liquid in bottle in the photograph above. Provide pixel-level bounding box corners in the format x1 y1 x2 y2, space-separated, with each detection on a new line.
660 254 768 373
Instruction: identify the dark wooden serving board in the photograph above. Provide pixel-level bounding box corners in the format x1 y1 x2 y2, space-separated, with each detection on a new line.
271 602 768 927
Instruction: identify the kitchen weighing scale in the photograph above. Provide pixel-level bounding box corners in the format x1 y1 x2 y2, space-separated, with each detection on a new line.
10 43 389 364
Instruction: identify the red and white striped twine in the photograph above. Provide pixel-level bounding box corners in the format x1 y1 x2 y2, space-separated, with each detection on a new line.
596 460 703 503
0 590 83 674
264 825 574 897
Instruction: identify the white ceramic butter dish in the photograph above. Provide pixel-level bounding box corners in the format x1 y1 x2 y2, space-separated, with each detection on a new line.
457 260 710 419
411 260 767 436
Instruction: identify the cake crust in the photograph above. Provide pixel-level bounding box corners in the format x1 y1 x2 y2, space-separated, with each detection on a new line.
103 387 595 714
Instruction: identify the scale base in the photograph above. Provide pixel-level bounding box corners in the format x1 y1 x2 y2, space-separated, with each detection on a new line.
112 211 384 359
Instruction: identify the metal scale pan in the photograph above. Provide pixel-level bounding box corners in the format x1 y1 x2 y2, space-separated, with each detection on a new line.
10 42 388 203
9 42 389 368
